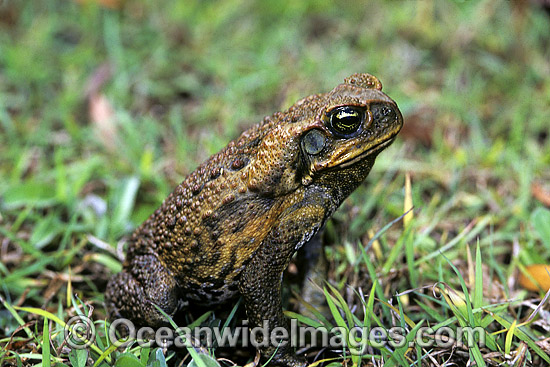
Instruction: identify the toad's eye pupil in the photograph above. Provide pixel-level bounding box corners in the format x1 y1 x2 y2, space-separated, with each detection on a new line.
328 106 364 136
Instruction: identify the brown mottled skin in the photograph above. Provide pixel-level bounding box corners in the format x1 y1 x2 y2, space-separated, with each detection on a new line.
105 73 403 366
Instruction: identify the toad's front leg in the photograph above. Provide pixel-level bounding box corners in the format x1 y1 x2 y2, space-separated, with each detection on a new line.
238 201 327 367
105 252 183 327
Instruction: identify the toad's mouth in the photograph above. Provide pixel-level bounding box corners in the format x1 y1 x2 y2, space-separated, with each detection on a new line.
311 135 396 174
337 137 396 169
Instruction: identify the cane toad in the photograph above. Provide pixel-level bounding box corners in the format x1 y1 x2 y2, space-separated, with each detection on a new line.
105 73 403 366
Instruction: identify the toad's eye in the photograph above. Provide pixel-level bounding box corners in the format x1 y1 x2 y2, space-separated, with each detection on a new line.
327 106 364 137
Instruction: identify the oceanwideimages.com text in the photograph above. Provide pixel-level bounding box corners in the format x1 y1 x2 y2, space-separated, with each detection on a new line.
65 316 486 354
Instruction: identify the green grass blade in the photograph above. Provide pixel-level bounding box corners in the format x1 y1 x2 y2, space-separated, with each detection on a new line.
42 317 51 367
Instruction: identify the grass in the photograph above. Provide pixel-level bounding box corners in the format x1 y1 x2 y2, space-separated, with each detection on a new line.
1 0 550 366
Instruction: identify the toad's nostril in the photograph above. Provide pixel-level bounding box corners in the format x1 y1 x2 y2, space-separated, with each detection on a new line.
370 103 397 130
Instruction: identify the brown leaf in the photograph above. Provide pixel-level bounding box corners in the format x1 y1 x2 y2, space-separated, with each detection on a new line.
42 276 64 305
532 181 550 207
0 2 18 27
85 64 118 151
5 336 33 351
84 63 112 97
400 107 435 147
519 264 550 291
89 93 117 151
5 320 36 351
